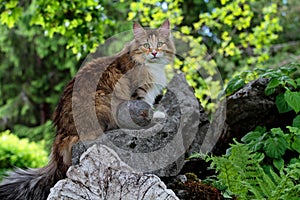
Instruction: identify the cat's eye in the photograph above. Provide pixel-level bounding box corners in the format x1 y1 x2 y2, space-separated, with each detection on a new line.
157 42 164 47
143 43 150 49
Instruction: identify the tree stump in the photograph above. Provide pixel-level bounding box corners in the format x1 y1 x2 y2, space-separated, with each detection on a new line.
47 145 179 200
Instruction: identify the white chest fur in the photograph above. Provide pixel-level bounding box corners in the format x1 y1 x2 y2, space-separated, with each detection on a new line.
144 63 167 105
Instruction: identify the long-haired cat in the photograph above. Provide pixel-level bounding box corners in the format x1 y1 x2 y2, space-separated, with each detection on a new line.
0 19 175 200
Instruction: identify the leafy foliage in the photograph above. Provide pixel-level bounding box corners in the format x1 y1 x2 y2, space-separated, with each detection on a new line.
225 64 300 115
206 141 300 199
0 7 79 132
13 120 55 150
0 0 287 132
293 115 300 128
0 130 48 178
128 0 283 114
204 65 300 197
1 2 300 192
202 103 300 199
241 126 300 170
0 0 131 144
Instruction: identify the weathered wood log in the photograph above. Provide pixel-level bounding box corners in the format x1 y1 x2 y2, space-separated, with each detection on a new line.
47 145 179 200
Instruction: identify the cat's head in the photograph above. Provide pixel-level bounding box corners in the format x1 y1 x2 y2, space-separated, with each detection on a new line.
131 19 175 65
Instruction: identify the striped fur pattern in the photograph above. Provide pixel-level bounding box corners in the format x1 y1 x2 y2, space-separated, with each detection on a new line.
0 159 65 200
0 19 175 199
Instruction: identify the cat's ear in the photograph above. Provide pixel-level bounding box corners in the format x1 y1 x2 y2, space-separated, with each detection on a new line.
158 19 170 38
133 22 146 41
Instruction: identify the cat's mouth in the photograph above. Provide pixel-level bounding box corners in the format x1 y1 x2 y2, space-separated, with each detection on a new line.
150 57 160 62
151 54 160 59
146 54 161 62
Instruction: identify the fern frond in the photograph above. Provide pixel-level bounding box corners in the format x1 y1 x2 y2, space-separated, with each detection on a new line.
256 170 276 197
209 141 300 199
244 182 265 199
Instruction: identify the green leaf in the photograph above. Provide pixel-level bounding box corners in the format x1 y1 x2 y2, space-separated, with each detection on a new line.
291 137 300 153
241 128 265 143
287 126 300 135
273 158 284 171
265 87 276 96
292 115 300 128
289 158 300 165
296 78 300 87
264 137 287 159
270 128 285 137
279 66 297 75
188 153 203 159
284 90 300 113
226 76 245 95
285 78 297 89
85 13 92 22
30 14 45 27
252 141 264 152
267 78 280 89
261 71 281 78
275 93 292 113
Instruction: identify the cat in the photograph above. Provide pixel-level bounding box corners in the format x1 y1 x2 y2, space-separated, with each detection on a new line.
0 19 175 200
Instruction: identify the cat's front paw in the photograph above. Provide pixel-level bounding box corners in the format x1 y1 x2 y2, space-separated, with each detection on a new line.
153 110 166 119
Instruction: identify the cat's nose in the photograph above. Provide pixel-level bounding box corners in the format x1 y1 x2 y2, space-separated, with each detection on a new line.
151 51 157 57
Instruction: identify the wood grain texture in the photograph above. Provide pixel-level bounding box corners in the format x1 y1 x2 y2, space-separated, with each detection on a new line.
47 145 179 200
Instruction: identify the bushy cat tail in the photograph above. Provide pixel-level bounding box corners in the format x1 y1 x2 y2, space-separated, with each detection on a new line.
0 158 65 200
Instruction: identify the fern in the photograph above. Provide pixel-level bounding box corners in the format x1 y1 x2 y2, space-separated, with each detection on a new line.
273 162 300 199
207 141 263 199
207 141 300 199
249 162 300 199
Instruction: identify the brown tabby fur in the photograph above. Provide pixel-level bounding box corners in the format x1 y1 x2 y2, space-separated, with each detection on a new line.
0 19 175 200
